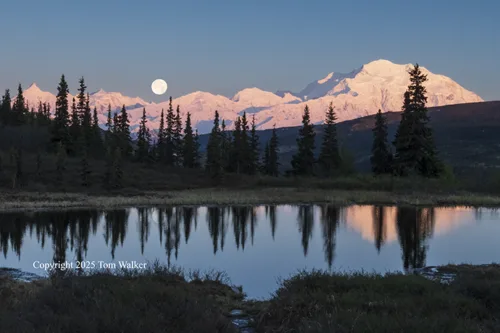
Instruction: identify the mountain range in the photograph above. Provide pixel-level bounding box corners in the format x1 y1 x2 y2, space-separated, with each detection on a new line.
17 59 483 135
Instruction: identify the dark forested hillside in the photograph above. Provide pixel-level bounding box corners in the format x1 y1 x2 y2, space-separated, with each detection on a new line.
199 101 500 174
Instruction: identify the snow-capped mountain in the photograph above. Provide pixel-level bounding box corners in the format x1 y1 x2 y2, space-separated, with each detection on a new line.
16 59 483 135
89 89 149 113
22 83 58 107
21 83 150 113
231 87 301 106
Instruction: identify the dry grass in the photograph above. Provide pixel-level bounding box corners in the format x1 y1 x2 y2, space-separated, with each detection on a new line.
2 264 500 333
255 265 500 333
0 265 243 333
1 188 500 212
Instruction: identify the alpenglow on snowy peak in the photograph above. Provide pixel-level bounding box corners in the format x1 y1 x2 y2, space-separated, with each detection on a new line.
17 59 483 135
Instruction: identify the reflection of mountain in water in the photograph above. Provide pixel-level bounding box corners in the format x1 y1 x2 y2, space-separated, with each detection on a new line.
345 206 475 244
0 205 483 272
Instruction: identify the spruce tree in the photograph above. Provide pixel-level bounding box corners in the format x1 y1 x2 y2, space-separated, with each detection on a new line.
80 145 91 187
51 75 71 150
291 105 316 176
240 112 251 173
410 65 442 177
29 106 36 126
262 142 270 174
370 109 392 175
220 119 231 172
105 104 113 147
92 106 103 155
193 129 201 168
76 77 87 124
229 116 242 173
111 147 123 188
147 137 157 165
37 101 44 125
92 106 98 128
118 105 132 158
392 91 412 175
205 111 223 178
173 105 183 166
157 109 166 162
81 93 93 153
112 113 119 138
165 97 175 165
0 89 12 125
393 64 442 177
268 125 280 176
136 108 149 162
12 84 27 126
69 97 80 154
317 102 341 176
183 112 197 168
25 100 31 124
145 126 153 165
41 103 47 121
44 103 52 123
248 115 260 175
36 102 51 126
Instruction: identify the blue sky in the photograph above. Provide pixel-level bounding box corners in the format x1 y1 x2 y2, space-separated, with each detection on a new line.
1 0 498 102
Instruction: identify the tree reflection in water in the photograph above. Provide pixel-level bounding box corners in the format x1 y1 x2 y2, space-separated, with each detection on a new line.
0 204 446 272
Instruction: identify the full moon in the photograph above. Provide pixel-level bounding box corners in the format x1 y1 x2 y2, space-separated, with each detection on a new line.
151 79 168 95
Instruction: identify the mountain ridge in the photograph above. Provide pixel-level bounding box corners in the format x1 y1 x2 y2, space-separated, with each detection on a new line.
14 59 483 135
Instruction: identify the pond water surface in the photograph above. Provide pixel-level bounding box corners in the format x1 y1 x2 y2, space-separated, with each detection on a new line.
1 205 499 298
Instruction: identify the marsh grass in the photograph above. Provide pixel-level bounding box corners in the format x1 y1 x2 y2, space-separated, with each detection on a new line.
256 267 500 333
3 264 500 333
0 263 244 333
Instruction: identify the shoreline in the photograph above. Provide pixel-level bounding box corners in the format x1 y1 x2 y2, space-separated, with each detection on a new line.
1 188 500 212
1 264 491 291
2 264 500 332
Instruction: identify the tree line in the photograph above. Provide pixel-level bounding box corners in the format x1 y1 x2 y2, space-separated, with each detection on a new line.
204 111 280 179
0 75 206 189
0 63 442 190
205 64 442 179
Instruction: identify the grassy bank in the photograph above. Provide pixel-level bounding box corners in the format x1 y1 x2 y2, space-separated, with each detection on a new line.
1 187 500 212
0 266 245 333
2 264 500 333
257 264 500 333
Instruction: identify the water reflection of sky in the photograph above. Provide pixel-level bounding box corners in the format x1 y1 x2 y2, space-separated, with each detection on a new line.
0 205 499 299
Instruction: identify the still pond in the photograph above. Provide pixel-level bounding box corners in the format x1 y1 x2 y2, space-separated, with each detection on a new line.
1 205 499 298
